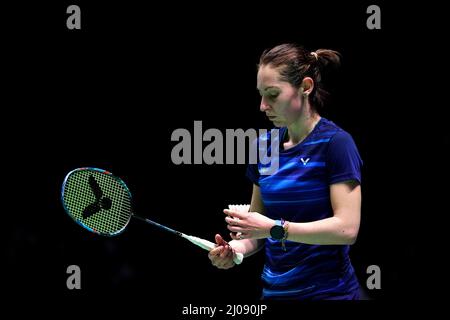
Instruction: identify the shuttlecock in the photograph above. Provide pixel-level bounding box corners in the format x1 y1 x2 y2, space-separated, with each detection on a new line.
228 204 250 240
228 204 250 212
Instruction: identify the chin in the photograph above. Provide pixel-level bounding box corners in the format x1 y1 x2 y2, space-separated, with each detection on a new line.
271 120 285 127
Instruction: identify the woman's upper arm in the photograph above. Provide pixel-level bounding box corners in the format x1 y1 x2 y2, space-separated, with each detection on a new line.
250 184 266 215
330 180 361 236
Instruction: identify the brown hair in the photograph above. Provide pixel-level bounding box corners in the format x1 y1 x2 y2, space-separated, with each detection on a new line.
259 43 342 111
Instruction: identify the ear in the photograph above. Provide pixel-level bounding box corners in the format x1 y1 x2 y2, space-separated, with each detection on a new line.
299 77 314 97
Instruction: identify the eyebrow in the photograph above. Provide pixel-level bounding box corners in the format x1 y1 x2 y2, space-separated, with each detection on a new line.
257 86 279 92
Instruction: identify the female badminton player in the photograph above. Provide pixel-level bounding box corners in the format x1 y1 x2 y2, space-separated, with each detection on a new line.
208 43 363 300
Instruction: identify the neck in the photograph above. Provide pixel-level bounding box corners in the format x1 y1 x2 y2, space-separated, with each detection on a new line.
286 111 321 145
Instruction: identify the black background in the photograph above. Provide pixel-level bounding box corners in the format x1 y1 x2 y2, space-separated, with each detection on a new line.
4 0 447 316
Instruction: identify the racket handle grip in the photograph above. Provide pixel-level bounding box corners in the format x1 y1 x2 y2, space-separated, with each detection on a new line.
183 234 244 265
233 252 244 265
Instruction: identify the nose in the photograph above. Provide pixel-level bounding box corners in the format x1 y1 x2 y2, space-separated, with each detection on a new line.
260 97 271 112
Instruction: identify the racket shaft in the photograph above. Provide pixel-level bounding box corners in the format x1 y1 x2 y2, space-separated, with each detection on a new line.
132 214 183 237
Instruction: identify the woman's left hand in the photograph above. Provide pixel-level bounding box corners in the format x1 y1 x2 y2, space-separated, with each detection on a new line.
224 209 274 240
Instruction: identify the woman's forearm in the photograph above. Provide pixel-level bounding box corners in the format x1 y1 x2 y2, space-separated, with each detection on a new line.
286 216 359 245
229 238 264 258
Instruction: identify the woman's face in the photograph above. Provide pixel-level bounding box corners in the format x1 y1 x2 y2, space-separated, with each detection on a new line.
257 64 303 127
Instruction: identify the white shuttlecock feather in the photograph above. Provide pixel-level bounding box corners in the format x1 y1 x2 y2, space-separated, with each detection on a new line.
228 204 250 212
228 204 250 241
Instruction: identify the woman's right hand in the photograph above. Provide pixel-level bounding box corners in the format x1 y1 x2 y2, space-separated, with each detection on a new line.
208 234 236 270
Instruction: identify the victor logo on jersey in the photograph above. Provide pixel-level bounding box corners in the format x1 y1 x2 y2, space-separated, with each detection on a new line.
300 158 310 166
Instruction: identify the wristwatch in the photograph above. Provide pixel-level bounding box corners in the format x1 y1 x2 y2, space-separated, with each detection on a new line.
270 219 285 240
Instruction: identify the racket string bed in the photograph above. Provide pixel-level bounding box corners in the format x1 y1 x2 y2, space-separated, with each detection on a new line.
63 169 131 235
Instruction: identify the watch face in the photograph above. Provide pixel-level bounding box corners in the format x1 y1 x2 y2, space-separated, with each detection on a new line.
270 225 284 240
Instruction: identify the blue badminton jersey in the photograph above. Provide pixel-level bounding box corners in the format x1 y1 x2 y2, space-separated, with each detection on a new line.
246 117 363 300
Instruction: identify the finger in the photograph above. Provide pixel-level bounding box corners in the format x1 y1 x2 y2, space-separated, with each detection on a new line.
217 264 230 270
215 234 228 246
225 216 244 225
217 258 234 269
209 246 224 257
220 245 231 258
221 261 235 269
213 258 225 268
210 254 226 267
224 209 245 219
225 248 233 259
225 216 236 225
239 233 249 240
231 232 246 240
226 217 248 229
227 225 246 233
230 232 239 240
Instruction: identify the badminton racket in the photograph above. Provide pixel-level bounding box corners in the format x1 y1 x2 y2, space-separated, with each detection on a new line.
61 167 243 264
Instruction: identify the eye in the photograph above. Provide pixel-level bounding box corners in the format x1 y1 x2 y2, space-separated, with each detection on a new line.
268 93 279 99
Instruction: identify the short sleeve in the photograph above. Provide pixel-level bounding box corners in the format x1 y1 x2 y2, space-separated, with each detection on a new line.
327 130 363 185
245 127 283 186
